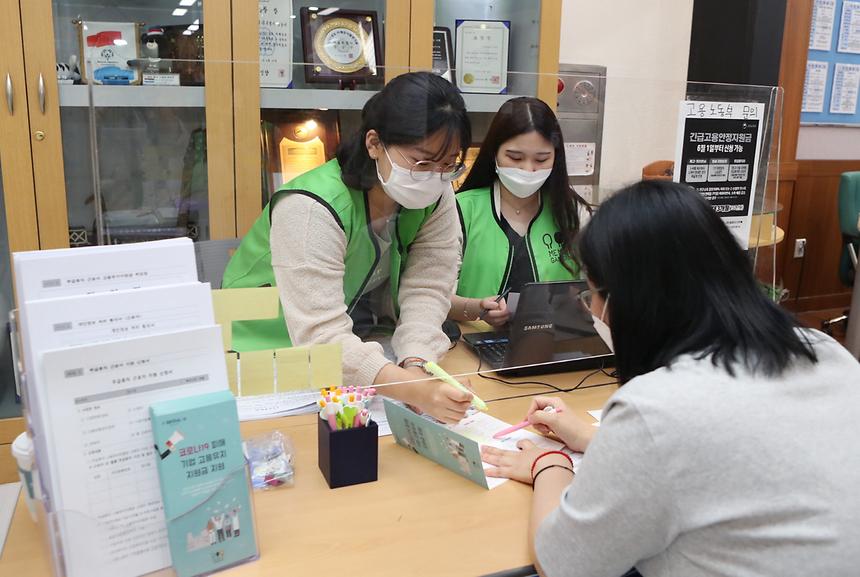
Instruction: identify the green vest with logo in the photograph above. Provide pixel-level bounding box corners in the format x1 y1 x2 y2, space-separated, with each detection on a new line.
222 159 435 352
455 185 579 298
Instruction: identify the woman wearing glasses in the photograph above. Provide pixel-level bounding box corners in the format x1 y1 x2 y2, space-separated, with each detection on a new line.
223 72 473 422
448 97 591 327
481 180 860 576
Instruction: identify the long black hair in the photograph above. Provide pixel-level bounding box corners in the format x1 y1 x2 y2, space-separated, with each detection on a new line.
458 97 589 273
337 72 471 191
577 180 817 384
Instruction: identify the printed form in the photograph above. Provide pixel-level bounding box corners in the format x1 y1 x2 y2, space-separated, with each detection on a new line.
18 282 216 511
449 411 582 489
40 327 228 577
13 237 197 302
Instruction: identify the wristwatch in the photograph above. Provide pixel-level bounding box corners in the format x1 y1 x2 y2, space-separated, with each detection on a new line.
399 357 427 371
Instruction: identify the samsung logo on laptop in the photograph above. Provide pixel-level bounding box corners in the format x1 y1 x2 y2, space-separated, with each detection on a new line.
523 323 553 331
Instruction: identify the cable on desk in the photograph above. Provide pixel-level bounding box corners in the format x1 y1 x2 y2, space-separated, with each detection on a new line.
475 356 567 394
485 378 618 404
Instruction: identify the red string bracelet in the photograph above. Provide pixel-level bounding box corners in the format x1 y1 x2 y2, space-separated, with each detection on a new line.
530 450 573 479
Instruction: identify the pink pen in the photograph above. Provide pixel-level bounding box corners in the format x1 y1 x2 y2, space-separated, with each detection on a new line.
353 413 361 428
359 409 369 426
492 406 557 439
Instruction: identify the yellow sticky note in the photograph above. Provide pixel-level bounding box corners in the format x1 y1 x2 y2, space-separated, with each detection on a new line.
239 350 275 396
310 342 343 389
224 351 239 396
211 287 281 351
275 347 311 392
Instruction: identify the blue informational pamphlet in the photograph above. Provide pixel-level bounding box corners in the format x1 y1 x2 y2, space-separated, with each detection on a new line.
150 390 258 577
383 398 489 488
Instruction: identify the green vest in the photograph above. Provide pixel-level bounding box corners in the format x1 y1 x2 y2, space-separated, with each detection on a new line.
222 159 435 351
455 185 579 298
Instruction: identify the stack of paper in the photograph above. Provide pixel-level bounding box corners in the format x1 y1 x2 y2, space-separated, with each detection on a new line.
13 238 229 577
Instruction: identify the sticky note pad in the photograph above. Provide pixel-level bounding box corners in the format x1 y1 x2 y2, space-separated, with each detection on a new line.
239 350 275 396
310 342 343 389
225 351 239 396
275 347 311 392
212 287 280 351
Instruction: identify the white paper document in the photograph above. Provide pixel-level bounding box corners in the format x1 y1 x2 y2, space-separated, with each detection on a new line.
13 237 197 303
449 411 582 489
830 62 860 114
838 1 860 53
810 0 836 50
802 61 829 113
40 327 228 577
236 390 319 421
19 282 216 507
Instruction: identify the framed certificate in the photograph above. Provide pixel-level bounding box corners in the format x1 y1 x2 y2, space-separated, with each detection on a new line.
259 0 293 88
77 21 141 85
455 20 510 94
433 26 454 84
300 8 383 84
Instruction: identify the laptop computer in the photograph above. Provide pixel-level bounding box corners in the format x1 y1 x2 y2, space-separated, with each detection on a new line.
462 280 615 377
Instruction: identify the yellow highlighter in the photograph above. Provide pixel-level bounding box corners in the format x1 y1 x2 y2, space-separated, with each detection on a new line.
422 361 488 412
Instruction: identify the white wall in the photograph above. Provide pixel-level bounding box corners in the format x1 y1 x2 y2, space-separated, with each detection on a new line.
797 125 860 160
559 0 694 195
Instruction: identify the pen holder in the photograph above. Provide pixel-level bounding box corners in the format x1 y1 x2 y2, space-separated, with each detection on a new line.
317 417 378 489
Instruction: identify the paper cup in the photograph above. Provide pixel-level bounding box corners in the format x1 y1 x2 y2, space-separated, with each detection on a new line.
11 432 37 521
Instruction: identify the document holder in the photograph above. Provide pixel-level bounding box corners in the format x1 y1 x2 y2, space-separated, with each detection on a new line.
27 462 261 577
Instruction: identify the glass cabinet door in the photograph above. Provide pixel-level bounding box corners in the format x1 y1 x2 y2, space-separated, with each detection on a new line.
252 1 398 222
49 0 226 246
0 162 19 420
434 0 542 98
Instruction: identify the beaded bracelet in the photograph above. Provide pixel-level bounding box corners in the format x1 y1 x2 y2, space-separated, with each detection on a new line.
532 464 574 487
530 450 574 479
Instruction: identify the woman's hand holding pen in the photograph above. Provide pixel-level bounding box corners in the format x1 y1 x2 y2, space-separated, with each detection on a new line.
403 366 474 424
526 397 594 453
477 295 510 327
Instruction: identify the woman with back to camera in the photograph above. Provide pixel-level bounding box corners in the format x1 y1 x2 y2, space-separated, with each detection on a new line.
481 180 860 576
449 97 591 327
223 72 474 423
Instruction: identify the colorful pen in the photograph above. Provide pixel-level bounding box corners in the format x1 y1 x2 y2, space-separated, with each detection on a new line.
492 406 558 439
422 361 488 411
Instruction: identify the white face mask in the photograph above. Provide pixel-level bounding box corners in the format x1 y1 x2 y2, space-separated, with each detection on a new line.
376 146 449 209
495 164 552 198
591 294 613 352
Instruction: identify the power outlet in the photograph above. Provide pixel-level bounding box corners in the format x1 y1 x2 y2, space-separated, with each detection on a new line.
794 238 807 259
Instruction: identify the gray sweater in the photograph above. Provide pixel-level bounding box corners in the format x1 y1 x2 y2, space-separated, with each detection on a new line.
535 330 860 577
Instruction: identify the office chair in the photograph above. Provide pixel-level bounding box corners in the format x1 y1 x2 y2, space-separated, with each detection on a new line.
822 172 860 335
193 238 242 288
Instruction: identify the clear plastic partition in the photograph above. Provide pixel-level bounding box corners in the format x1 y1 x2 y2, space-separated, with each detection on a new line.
0 160 19 419
252 66 781 383
52 0 209 246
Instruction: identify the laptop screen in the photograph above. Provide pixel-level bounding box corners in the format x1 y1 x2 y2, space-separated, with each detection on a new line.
497 280 613 372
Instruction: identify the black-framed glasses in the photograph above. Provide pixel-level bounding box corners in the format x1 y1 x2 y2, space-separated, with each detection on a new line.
390 146 467 182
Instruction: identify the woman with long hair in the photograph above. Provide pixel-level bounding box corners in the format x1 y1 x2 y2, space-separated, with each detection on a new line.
481 180 860 576
449 97 590 326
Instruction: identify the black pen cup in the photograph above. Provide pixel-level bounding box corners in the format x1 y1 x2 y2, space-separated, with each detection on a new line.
317 416 378 489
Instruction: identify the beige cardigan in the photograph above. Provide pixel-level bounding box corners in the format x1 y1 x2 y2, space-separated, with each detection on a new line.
270 188 460 387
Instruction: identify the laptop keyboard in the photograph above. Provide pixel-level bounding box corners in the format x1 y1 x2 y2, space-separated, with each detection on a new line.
473 337 509 366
